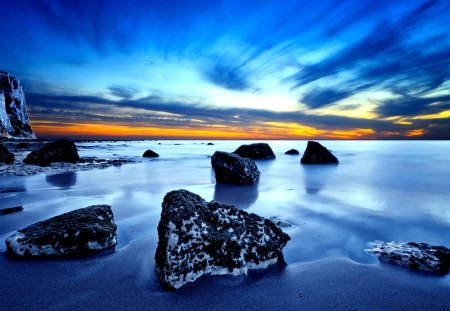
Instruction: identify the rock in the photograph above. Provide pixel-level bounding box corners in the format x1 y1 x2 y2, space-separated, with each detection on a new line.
23 139 80 166
269 217 293 229
234 143 276 160
17 142 29 149
155 190 290 289
6 205 117 257
285 149 299 155
0 206 23 216
0 71 36 139
207 142 214 146
0 142 14 164
211 151 260 185
143 149 159 157
367 241 450 274
300 141 338 164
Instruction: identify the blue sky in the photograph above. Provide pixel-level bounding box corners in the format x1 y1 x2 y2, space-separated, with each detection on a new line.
1 0 450 138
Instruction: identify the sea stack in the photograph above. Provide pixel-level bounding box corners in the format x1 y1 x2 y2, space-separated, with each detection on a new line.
301 141 339 164
0 71 36 139
155 190 290 289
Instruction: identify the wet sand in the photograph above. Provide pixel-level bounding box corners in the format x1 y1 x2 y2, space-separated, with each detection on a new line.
0 236 449 311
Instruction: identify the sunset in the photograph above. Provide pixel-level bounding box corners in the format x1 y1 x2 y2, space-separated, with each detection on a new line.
1 0 449 139
1 1 449 310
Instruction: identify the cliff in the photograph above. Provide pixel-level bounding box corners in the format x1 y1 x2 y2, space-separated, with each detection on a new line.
0 71 36 139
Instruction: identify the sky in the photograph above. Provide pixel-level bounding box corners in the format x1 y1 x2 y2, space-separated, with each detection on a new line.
1 0 450 139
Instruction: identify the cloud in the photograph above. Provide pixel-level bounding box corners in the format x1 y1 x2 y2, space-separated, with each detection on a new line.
301 88 356 109
203 60 250 91
377 94 450 117
108 86 138 99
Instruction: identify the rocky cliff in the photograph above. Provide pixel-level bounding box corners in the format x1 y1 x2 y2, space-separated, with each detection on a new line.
0 71 36 139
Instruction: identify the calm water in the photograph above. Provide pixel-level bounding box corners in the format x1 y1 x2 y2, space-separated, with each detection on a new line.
1 140 449 266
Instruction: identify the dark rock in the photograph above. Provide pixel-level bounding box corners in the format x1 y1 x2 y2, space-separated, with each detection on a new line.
285 149 299 155
0 142 14 164
143 149 159 158
207 142 214 146
0 206 23 215
17 142 29 149
300 141 338 164
155 190 290 289
211 151 260 185
367 241 450 274
23 139 80 166
234 143 276 160
6 205 117 257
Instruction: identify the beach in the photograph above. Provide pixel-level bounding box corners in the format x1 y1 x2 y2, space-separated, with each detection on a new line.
1 140 449 310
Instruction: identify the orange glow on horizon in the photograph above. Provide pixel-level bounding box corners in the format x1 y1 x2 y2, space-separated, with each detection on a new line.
32 120 390 140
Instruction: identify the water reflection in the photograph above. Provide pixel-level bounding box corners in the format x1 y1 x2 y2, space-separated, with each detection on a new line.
213 184 259 209
302 165 337 194
46 172 77 189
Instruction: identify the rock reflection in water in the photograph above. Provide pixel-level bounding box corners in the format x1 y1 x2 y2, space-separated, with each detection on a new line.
213 184 259 209
45 171 77 189
302 165 337 194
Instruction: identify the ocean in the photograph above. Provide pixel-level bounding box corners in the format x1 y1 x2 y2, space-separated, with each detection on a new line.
2 140 449 258
0 140 449 310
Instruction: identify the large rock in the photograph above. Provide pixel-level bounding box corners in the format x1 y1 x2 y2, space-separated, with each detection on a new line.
301 141 338 164
211 151 260 185
155 190 290 289
23 139 80 166
6 205 117 257
0 71 36 139
367 241 450 274
143 149 159 157
0 142 14 164
234 143 276 160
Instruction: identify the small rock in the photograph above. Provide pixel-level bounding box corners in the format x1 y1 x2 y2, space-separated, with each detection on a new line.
0 206 23 215
285 149 299 155
143 149 159 157
6 205 117 257
234 143 276 160
0 142 14 164
366 241 450 274
207 142 214 146
301 141 338 164
155 190 290 289
211 151 260 185
23 139 80 166
269 217 293 229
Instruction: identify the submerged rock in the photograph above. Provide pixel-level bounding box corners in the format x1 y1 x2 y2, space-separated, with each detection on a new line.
143 149 159 158
155 190 290 289
211 151 260 185
0 205 23 215
301 141 338 164
23 139 80 166
234 143 276 160
6 205 117 257
285 149 299 155
0 142 14 164
269 216 293 229
367 241 450 274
